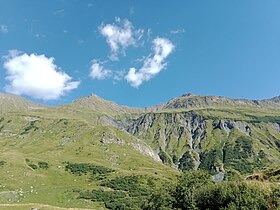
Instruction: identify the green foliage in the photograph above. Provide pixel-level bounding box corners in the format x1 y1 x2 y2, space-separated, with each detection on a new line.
178 152 195 171
196 182 275 210
79 189 126 201
38 161 49 169
142 184 175 210
77 175 158 209
199 149 223 174
65 162 113 176
105 197 141 210
0 160 6 167
262 166 280 182
20 120 39 135
159 150 172 165
28 163 38 170
223 137 255 173
78 189 142 210
143 170 280 210
25 159 49 170
25 158 38 170
102 175 150 197
174 170 213 209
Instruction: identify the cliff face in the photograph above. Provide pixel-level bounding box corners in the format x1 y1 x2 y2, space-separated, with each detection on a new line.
126 110 280 174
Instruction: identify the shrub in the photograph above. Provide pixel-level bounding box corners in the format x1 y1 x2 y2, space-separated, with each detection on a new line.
38 161 49 169
79 190 126 201
196 182 273 210
65 162 113 176
142 170 280 210
0 161 6 167
102 175 151 197
28 163 38 170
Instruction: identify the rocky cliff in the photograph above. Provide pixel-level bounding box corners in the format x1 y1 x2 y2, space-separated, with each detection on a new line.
126 109 280 175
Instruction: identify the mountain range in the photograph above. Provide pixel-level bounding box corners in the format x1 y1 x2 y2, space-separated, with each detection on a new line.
0 92 279 209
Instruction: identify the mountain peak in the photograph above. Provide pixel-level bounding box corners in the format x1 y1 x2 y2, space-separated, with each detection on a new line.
0 92 44 112
68 93 141 115
180 93 195 97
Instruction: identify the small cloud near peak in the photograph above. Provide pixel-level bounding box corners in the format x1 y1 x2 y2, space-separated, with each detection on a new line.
89 61 112 80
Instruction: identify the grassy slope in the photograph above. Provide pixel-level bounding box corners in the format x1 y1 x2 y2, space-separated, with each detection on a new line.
0 109 177 209
0 94 280 209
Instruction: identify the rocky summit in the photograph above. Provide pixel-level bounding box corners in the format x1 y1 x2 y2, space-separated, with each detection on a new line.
0 92 279 209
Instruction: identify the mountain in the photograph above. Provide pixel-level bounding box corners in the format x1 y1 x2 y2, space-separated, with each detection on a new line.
125 93 280 175
0 92 279 209
158 93 280 110
0 92 45 113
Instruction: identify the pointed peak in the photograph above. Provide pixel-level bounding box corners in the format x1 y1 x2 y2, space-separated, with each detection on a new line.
180 93 195 98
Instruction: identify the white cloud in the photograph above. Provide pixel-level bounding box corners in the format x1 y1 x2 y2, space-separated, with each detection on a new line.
99 17 144 60
125 37 175 87
89 61 112 80
0 25 8 33
170 28 186 34
3 52 80 100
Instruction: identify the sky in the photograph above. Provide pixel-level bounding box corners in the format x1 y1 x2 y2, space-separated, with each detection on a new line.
0 0 280 107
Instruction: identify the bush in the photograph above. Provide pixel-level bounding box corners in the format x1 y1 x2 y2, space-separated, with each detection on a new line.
196 182 273 210
0 161 6 167
38 161 49 169
105 197 141 210
142 170 280 210
79 190 126 201
28 163 38 170
178 152 195 171
102 175 151 197
65 162 113 176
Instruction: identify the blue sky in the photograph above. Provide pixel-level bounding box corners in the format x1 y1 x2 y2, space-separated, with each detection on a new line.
0 0 280 107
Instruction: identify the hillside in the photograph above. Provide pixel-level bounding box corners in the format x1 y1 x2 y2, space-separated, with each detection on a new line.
0 93 45 113
0 92 279 209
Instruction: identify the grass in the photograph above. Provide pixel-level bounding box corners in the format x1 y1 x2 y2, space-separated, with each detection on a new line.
0 110 177 209
0 203 95 210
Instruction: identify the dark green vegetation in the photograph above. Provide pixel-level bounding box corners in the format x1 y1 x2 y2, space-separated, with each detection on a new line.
77 175 157 209
143 170 280 210
65 162 113 176
0 92 280 209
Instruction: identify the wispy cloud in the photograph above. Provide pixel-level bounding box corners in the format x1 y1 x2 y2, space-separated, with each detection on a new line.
89 61 112 80
113 70 126 81
0 25 8 33
53 9 65 16
3 51 80 100
125 37 175 87
99 17 144 60
35 33 46 38
129 7 135 15
170 28 186 34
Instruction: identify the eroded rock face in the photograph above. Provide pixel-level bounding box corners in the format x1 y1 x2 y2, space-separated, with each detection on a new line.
126 110 280 174
213 120 251 135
